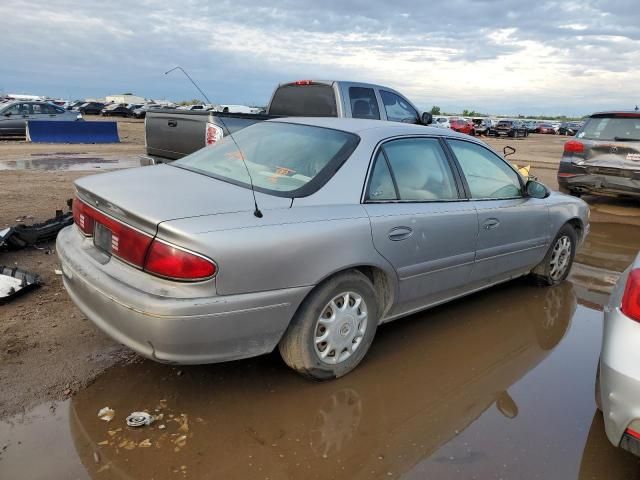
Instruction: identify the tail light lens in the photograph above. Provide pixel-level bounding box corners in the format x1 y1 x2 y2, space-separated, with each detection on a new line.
144 240 217 281
564 140 584 154
73 195 216 281
205 122 223 146
621 269 640 322
72 197 95 235
73 196 153 267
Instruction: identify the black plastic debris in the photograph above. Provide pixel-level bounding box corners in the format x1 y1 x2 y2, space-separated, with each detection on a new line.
0 266 41 304
1 200 73 250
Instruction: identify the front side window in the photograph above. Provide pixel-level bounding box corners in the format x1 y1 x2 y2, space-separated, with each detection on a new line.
174 122 359 197
370 138 458 201
448 140 522 199
349 87 380 120
380 90 418 123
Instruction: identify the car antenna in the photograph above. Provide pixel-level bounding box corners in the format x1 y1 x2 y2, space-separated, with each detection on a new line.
164 66 262 218
164 66 212 105
215 115 263 218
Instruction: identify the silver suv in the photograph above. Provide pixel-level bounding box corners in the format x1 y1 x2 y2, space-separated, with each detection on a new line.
558 111 640 198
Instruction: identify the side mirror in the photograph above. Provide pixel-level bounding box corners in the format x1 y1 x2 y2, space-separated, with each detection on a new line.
421 112 433 125
526 179 549 199
3 111 11 117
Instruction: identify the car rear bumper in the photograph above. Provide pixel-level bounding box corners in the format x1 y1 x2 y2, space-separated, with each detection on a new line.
558 163 640 197
600 295 640 455
56 226 312 364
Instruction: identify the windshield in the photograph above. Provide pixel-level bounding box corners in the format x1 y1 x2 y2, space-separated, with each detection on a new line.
173 122 359 197
578 116 640 141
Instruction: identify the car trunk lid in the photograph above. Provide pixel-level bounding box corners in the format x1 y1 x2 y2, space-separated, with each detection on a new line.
74 164 291 235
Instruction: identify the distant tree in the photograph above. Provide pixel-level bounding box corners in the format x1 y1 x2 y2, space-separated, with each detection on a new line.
430 106 441 115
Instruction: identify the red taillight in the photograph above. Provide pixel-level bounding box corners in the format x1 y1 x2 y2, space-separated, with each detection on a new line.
144 240 216 281
564 140 584 154
621 269 640 322
205 122 223 146
72 197 95 235
72 195 153 267
294 80 313 85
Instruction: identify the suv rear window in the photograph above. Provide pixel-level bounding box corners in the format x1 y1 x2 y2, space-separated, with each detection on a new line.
173 121 358 197
578 115 640 141
269 84 337 117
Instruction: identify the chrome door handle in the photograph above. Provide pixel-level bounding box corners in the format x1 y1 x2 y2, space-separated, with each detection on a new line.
388 226 413 241
483 219 500 230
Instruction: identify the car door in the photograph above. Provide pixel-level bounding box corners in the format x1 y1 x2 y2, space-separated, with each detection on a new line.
363 137 479 317
378 90 420 124
446 139 550 284
0 103 31 134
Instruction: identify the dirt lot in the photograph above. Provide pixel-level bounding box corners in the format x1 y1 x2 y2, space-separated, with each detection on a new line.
2 123 640 479
0 126 614 418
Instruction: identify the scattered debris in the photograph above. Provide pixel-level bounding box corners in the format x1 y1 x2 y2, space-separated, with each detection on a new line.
0 266 41 304
158 424 166 430
63 389 71 396
98 407 115 422
126 411 154 427
54 269 62 276
174 435 187 447
0 201 73 250
138 439 152 448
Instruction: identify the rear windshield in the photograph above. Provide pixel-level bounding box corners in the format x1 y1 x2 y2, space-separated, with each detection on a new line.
173 122 359 197
269 84 338 117
578 116 640 141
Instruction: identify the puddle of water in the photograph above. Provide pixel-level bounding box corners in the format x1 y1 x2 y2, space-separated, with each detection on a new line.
1 218 639 479
0 155 140 171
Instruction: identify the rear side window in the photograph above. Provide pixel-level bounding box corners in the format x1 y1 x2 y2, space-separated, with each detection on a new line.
380 90 418 123
269 84 337 117
349 87 380 120
367 138 458 201
579 116 640 141
367 151 397 200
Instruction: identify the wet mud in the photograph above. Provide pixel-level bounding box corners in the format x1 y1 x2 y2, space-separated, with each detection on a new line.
0 154 140 171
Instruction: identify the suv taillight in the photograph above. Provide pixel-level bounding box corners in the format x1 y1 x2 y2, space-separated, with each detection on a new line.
622 269 640 322
144 239 217 281
564 140 584 154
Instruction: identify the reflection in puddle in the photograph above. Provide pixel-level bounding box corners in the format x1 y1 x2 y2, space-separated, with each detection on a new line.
0 155 139 171
571 221 640 309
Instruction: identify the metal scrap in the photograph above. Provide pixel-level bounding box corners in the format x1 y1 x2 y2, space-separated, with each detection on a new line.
0 200 73 250
0 266 41 304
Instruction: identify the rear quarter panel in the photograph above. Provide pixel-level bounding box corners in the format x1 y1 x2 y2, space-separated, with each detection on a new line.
157 205 397 297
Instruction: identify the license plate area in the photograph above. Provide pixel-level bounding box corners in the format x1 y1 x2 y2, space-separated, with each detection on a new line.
93 222 113 256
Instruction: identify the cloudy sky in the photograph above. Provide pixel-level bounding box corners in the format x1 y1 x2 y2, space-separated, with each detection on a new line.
1 0 638 115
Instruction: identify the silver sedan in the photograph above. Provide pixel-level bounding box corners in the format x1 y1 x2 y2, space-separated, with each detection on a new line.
57 118 590 379
598 251 640 456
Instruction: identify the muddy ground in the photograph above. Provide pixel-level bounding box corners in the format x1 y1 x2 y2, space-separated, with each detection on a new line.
1 122 640 479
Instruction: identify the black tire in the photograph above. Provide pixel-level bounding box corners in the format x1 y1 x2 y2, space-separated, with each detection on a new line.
531 224 578 286
279 270 379 380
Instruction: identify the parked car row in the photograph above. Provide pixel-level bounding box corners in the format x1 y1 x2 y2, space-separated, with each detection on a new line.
0 100 83 136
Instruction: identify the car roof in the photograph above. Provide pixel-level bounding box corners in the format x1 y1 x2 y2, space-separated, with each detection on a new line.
267 117 471 139
590 111 640 117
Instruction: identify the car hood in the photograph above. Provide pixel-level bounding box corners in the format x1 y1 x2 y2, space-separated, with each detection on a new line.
74 164 291 234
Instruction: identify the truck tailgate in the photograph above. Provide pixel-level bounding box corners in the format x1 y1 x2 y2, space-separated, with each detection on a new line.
145 110 209 160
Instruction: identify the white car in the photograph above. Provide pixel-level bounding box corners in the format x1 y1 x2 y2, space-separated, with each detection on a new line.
598 251 640 456
431 116 451 129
